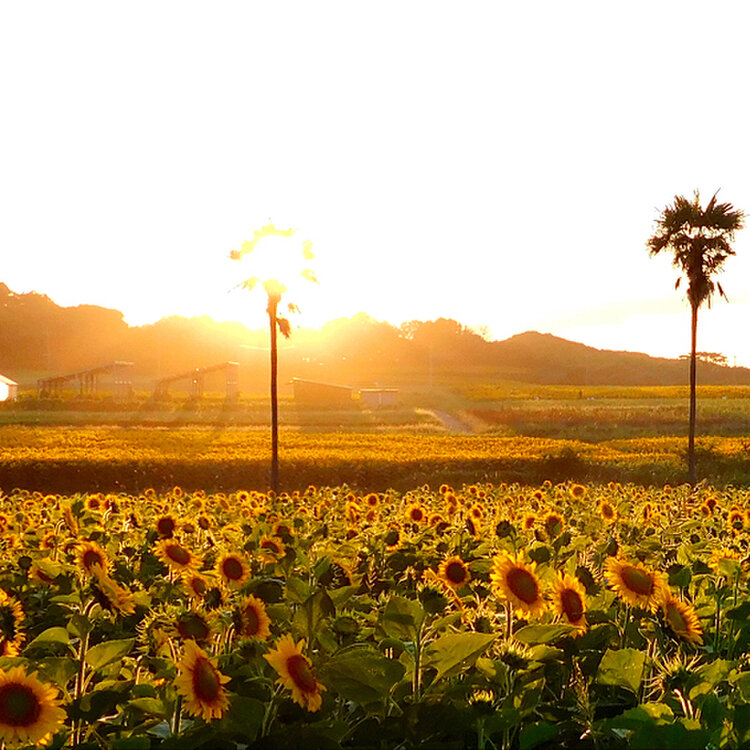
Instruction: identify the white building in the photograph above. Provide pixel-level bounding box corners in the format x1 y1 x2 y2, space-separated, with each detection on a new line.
359 387 399 409
0 374 18 402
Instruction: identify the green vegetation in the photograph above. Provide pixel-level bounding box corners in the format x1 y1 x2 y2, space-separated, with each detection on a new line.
5 481 750 748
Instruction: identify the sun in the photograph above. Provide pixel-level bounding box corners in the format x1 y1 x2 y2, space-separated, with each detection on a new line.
230 223 317 299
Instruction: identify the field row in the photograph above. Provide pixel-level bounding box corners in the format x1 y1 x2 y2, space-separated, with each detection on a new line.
0 428 749 492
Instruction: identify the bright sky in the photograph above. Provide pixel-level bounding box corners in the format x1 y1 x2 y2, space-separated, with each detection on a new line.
3 2 750 365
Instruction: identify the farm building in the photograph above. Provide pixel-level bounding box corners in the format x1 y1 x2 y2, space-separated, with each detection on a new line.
0 374 18 401
359 387 399 409
292 378 354 408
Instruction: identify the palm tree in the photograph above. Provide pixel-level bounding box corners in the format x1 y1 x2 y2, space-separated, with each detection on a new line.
230 223 316 494
647 191 744 484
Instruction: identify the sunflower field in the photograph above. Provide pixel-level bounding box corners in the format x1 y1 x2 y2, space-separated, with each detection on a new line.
2 481 750 749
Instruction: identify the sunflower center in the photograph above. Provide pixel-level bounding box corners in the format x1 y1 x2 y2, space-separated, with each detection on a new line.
445 561 468 585
560 588 584 622
157 518 175 537
507 567 539 604
665 602 688 634
178 615 210 641
192 656 221 702
167 545 191 566
189 577 207 596
0 684 41 727
620 566 654 596
286 654 318 694
242 606 260 635
222 558 244 580
82 550 104 571
410 509 424 522
261 540 281 554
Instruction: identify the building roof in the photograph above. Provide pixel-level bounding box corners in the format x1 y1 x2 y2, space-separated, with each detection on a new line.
0 374 18 386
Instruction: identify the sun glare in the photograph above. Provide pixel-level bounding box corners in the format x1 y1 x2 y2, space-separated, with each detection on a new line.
230 224 317 301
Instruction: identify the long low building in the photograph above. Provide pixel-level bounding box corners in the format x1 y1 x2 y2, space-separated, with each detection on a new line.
291 378 354 408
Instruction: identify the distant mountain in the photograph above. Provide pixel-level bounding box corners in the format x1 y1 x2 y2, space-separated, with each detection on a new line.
1 283 749 389
490 331 750 385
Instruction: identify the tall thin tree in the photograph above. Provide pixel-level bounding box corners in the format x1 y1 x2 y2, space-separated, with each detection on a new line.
647 190 744 484
230 224 316 494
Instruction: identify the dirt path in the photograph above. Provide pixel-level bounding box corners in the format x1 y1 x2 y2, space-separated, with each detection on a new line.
426 409 473 433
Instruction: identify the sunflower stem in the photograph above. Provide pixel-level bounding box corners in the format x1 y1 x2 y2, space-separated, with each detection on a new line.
171 694 182 735
505 602 513 640
714 589 723 654
620 605 631 649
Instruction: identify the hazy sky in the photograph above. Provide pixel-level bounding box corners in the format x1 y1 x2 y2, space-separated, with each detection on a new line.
3 2 750 365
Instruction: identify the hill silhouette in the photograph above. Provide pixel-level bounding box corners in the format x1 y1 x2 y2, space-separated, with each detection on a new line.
1 282 749 391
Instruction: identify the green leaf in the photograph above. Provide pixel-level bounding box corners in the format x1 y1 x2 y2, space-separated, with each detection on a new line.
381 595 425 642
286 576 312 604
26 627 70 650
318 648 405 706
519 721 558 750
111 738 152 750
67 614 93 639
216 696 265 739
128 697 166 717
292 589 335 644
726 601 750 621
690 659 733 700
630 720 709 750
513 624 578 645
85 638 135 671
717 557 741 579
667 565 692 589
734 704 750 744
605 702 674 730
38 657 78 688
596 648 645 694
423 632 495 682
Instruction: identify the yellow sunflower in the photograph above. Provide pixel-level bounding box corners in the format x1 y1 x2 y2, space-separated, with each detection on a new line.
155 540 198 573
404 503 426 525
728 509 746 534
603 557 666 612
0 666 66 748
258 535 286 564
569 484 587 499
181 572 210 601
92 570 136 616
264 634 325 712
155 514 178 539
551 573 587 632
0 591 24 657
76 541 110 577
216 553 250 587
438 556 471 590
659 592 703 645
543 511 565 539
236 595 271 641
490 552 546 618
174 640 230 722
597 501 618 524
174 610 213 644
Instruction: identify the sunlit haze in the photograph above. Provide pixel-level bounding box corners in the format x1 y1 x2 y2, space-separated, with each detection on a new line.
2 2 750 365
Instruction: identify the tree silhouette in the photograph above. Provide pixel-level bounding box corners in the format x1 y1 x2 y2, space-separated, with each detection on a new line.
230 224 317 493
647 191 744 484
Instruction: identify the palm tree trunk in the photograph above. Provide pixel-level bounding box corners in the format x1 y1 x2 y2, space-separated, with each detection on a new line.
688 303 698 485
267 294 280 495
